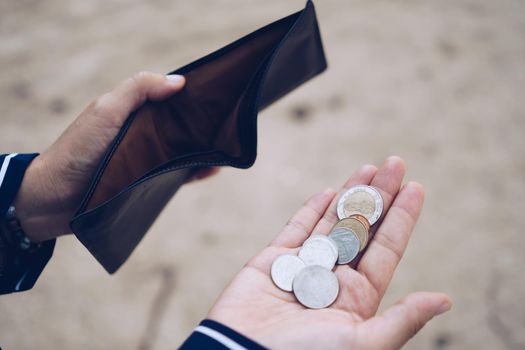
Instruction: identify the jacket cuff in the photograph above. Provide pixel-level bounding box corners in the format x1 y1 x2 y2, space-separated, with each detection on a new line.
0 153 56 294
180 319 267 350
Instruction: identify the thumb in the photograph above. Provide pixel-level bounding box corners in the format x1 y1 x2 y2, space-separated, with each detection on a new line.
111 71 186 113
361 292 452 350
95 71 186 126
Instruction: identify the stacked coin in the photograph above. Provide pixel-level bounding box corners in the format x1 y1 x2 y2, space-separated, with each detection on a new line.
271 185 384 309
331 185 383 259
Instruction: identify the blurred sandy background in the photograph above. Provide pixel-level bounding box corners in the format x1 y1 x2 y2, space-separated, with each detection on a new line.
1 0 524 349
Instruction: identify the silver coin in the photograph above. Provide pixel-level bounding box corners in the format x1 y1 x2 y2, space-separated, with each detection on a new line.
329 227 360 264
292 265 339 309
299 235 338 270
271 254 306 292
306 234 339 258
336 185 383 225
333 217 369 252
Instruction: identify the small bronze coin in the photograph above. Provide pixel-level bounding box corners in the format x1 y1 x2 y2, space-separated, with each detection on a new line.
333 217 369 252
349 213 370 232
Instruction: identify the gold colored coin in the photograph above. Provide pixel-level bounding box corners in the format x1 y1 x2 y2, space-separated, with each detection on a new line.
337 185 383 225
344 191 375 217
333 217 369 251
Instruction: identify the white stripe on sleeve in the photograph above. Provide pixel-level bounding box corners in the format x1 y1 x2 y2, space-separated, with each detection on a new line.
0 153 18 189
194 325 248 350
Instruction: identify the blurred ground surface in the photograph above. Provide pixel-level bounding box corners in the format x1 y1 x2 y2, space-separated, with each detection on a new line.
1 0 524 349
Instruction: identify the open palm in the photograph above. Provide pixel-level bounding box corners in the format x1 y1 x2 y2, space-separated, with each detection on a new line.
208 157 452 350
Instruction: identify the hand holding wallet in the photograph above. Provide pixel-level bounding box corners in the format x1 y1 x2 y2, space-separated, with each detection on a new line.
70 1 327 273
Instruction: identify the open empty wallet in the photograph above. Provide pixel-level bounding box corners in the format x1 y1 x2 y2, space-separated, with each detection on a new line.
70 0 327 273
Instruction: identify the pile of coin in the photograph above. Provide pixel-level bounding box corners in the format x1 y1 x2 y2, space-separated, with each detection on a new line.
271 185 383 309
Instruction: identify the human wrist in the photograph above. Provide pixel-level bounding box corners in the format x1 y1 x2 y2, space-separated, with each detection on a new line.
12 155 71 242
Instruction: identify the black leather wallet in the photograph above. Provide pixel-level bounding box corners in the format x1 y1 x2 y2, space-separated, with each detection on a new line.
70 0 327 273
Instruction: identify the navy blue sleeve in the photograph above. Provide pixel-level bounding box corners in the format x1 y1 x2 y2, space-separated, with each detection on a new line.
0 153 56 294
180 319 267 350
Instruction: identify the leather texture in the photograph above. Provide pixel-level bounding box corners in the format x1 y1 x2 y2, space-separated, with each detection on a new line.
70 0 327 273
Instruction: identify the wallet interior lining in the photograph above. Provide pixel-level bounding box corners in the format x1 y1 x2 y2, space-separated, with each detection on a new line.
85 13 298 211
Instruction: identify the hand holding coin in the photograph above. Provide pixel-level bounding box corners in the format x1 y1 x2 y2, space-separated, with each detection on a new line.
207 157 452 350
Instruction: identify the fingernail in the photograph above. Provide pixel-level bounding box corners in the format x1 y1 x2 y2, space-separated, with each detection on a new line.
166 74 184 86
436 300 452 315
386 155 402 162
406 181 424 192
323 187 335 195
360 164 377 174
